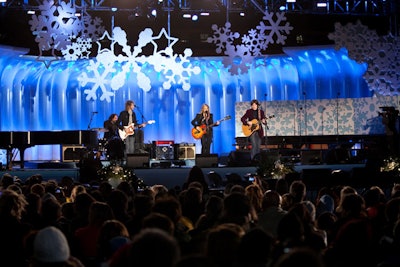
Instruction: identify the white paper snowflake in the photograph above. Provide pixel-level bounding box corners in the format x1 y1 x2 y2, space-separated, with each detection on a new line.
207 12 293 75
29 0 103 63
328 20 400 95
78 27 200 102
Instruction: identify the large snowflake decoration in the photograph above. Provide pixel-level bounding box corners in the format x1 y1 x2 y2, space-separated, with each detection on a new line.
328 21 400 95
140 28 201 90
207 12 293 75
29 0 104 62
78 27 200 102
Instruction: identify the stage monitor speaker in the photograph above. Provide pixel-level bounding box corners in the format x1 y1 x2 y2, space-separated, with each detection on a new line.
62 145 86 162
301 168 332 188
325 148 351 164
196 154 219 168
257 150 280 162
174 144 196 160
228 151 251 167
126 153 150 168
301 150 322 165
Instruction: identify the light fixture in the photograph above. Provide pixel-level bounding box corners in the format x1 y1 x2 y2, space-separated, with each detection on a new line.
317 2 327 7
192 14 199 21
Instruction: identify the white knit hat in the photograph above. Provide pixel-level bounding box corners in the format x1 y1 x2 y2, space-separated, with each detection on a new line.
34 226 70 263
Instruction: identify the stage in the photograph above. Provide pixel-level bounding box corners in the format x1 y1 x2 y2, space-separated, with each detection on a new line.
0 158 371 192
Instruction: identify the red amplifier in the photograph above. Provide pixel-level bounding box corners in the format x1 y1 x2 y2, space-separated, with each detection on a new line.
153 140 174 145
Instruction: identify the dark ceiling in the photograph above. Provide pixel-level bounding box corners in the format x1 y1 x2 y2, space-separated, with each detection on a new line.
0 0 398 56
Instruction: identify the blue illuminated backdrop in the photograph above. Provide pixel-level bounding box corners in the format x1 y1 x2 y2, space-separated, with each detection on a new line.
0 1 398 164
0 44 373 162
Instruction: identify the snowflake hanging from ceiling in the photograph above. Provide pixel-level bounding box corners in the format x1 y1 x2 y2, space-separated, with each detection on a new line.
77 27 201 102
328 20 400 95
207 12 293 75
29 0 104 60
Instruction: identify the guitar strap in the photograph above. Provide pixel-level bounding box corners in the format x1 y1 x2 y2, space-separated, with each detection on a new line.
128 110 133 124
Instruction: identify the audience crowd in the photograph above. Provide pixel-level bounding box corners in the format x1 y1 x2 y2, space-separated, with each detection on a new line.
1 165 400 267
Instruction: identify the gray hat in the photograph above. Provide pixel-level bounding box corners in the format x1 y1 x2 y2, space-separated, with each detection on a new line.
34 226 70 263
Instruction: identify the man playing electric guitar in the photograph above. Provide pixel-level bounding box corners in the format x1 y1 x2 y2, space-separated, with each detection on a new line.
241 99 268 161
191 104 220 155
117 100 146 157
119 120 156 141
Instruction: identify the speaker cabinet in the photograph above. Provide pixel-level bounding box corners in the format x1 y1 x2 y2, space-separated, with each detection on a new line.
196 154 219 168
152 141 174 160
301 150 322 165
301 168 332 188
174 144 196 160
228 151 251 167
325 148 351 164
126 153 150 168
61 145 86 162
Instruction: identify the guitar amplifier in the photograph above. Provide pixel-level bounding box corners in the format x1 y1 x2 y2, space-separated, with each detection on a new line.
174 143 196 160
126 153 150 168
61 145 86 162
152 141 174 160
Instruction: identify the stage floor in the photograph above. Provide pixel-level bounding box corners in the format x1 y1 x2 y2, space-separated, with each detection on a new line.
1 160 366 191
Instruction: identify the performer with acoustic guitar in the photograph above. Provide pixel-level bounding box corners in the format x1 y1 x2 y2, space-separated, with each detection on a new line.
117 100 147 157
241 99 267 161
191 104 220 155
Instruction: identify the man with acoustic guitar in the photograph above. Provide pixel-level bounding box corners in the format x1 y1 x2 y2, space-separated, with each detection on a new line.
241 99 267 161
191 104 220 155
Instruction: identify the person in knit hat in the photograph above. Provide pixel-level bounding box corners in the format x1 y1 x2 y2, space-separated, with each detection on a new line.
30 226 84 267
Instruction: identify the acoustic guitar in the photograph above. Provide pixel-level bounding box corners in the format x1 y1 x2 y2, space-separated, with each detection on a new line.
119 120 156 140
191 115 231 139
242 115 274 137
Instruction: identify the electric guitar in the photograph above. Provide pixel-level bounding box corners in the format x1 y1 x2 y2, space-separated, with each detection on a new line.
119 120 156 140
191 115 231 139
242 115 275 137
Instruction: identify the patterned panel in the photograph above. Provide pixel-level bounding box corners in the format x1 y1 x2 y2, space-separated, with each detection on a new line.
235 96 400 137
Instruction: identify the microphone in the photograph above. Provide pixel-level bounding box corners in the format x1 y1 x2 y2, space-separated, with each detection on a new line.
302 91 306 95
92 111 98 114
134 104 139 108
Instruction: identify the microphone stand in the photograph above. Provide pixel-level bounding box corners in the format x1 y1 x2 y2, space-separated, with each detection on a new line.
336 92 340 145
135 106 147 124
293 103 296 136
263 94 268 150
134 106 147 153
87 112 96 130
303 92 308 149
299 105 303 150
321 108 326 135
